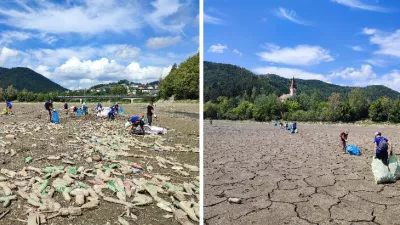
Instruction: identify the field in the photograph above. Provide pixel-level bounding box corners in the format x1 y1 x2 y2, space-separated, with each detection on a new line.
204 121 400 225
0 102 199 225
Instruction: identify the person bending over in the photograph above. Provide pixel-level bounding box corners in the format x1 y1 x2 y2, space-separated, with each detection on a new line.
129 114 145 135
44 100 53 122
374 132 392 166
339 130 349 154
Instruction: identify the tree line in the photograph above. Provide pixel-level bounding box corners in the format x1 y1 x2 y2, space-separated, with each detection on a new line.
204 88 400 123
0 84 151 102
158 53 199 100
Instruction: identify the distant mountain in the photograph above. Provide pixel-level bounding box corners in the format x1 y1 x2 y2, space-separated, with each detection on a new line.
0 67 67 93
204 61 400 102
147 81 159 86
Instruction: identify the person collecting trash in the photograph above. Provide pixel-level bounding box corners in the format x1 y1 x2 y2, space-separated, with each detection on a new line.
96 103 102 113
44 100 53 122
64 102 69 115
374 132 392 166
5 100 12 115
339 130 349 154
291 121 297 133
108 106 116 120
114 103 119 115
82 101 88 115
129 114 145 135
147 102 154 126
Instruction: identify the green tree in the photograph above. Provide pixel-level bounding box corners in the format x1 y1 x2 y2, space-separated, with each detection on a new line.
369 96 390 122
284 100 301 113
388 100 400 123
348 88 369 120
252 94 280 121
204 101 218 119
232 101 254 120
4 85 18 101
327 92 342 121
109 85 127 95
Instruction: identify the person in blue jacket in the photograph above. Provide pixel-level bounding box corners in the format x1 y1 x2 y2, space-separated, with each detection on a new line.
374 132 392 166
96 103 103 113
108 106 116 120
114 103 119 115
5 100 12 114
129 114 145 135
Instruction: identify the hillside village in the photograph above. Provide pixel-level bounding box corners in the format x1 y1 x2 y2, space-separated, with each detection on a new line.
67 80 160 96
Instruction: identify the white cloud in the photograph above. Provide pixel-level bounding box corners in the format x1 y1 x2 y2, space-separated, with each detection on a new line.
351 45 364 51
34 65 51 78
0 47 20 66
0 31 57 45
146 0 194 33
208 44 227 54
233 49 242 56
204 14 223 24
331 0 390 12
275 7 311 26
354 70 400 91
49 56 172 88
365 58 387 67
104 45 141 60
328 64 376 80
192 35 199 44
146 36 182 49
256 43 334 66
253 66 328 81
363 28 400 58
0 0 143 34
363 28 377 35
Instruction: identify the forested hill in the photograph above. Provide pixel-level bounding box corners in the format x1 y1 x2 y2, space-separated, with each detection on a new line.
0 67 67 93
204 61 399 102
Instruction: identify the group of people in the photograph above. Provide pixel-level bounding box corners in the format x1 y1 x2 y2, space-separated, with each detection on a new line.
340 130 392 166
275 121 297 132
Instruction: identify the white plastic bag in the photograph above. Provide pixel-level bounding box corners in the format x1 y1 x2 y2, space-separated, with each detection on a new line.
371 156 395 184
388 155 400 180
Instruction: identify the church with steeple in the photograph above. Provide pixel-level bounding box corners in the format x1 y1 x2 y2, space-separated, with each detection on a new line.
279 77 297 102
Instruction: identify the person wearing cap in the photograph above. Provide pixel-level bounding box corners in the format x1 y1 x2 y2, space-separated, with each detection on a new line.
129 114 145 135
44 100 53 122
374 132 392 166
339 130 349 153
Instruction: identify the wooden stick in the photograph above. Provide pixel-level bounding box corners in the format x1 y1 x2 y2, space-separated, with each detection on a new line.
0 209 10 219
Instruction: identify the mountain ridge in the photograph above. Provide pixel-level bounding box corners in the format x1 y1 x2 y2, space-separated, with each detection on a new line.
0 67 67 93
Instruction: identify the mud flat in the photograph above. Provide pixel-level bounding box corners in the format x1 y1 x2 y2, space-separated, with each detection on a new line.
204 121 400 225
0 102 199 225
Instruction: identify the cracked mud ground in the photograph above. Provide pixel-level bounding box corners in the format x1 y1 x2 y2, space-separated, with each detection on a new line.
204 121 400 225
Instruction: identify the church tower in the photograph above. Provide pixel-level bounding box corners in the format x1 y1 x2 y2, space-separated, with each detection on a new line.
290 77 296 97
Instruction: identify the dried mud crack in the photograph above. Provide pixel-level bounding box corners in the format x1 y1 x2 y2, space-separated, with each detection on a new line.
204 121 400 225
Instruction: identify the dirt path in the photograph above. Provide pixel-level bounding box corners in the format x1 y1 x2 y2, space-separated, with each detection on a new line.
0 102 199 225
204 121 400 225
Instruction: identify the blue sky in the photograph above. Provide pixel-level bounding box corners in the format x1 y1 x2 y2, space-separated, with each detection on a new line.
0 0 198 89
204 0 400 91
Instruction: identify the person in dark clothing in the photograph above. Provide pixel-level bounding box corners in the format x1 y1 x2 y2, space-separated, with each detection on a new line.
374 132 392 166
147 102 154 126
44 100 53 122
64 102 69 115
339 130 349 154
114 103 119 115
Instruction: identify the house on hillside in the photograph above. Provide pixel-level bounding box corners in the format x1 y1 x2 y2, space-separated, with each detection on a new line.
279 77 297 102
